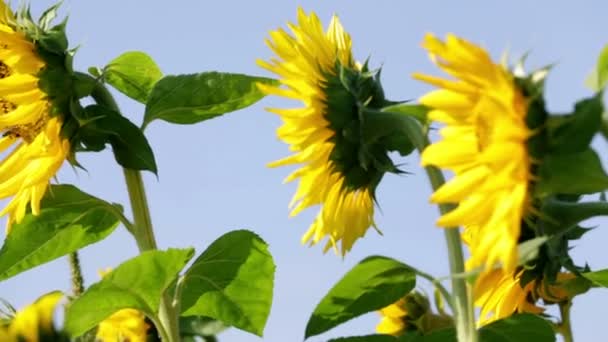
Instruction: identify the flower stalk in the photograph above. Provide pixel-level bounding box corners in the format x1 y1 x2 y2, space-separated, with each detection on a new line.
68 251 84 297
367 109 478 342
89 76 181 342
558 300 574 342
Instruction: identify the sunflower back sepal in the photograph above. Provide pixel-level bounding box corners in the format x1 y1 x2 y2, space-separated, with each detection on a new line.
15 3 69 55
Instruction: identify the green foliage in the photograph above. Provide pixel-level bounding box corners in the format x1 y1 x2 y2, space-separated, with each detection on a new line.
329 335 399 342
381 104 429 125
330 314 554 342
143 72 278 127
0 185 120 281
583 269 608 287
547 96 603 154
305 256 416 339
103 51 163 103
65 248 194 337
76 105 157 173
180 230 275 337
479 314 555 342
536 148 608 195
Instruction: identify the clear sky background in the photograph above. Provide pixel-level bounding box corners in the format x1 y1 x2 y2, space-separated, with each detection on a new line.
0 1 607 341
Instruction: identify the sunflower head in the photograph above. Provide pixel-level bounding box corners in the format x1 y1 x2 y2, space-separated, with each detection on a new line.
3 292 67 342
413 33 536 272
258 8 401 254
376 292 452 336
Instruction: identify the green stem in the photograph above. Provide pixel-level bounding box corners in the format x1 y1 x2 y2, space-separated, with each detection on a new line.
68 251 85 297
370 110 477 342
89 76 181 342
407 265 454 312
558 300 574 342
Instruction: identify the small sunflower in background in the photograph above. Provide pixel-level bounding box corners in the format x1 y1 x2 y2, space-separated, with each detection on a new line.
413 33 534 272
95 268 151 342
0 291 67 342
259 8 401 255
0 0 71 231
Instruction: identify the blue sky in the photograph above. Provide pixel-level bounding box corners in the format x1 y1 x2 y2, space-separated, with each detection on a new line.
0 1 607 341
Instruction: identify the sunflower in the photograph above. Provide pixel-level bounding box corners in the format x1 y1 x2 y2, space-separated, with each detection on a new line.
95 268 150 342
96 309 150 342
474 269 542 326
3 292 64 342
413 33 533 271
376 298 408 336
474 269 577 326
0 1 69 231
258 8 387 254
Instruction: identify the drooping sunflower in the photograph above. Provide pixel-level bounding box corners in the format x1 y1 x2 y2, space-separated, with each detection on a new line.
258 8 389 254
0 1 69 231
413 33 533 271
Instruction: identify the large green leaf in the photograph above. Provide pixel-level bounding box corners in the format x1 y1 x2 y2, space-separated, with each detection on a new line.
143 72 277 127
536 148 608 196
180 230 275 337
547 96 603 154
305 256 416 339
65 248 194 337
393 314 554 342
329 335 398 342
479 314 555 342
583 269 608 287
79 105 157 173
104 51 163 103
0 185 120 280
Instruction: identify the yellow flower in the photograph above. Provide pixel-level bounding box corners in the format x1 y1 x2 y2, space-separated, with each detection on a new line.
6 291 63 342
474 269 542 326
96 268 150 342
96 309 150 342
413 33 533 271
0 2 69 231
258 8 379 254
376 298 408 336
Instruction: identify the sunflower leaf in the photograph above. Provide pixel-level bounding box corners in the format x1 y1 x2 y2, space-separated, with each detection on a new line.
143 72 278 128
547 96 603 154
536 147 608 195
328 335 399 342
78 105 157 173
65 248 194 337
582 269 608 287
180 230 275 337
305 256 416 339
479 314 555 342
103 51 163 103
0 185 120 281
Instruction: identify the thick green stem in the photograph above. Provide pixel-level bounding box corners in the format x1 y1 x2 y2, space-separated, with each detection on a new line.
89 76 181 342
558 301 574 342
370 110 477 342
68 252 85 297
